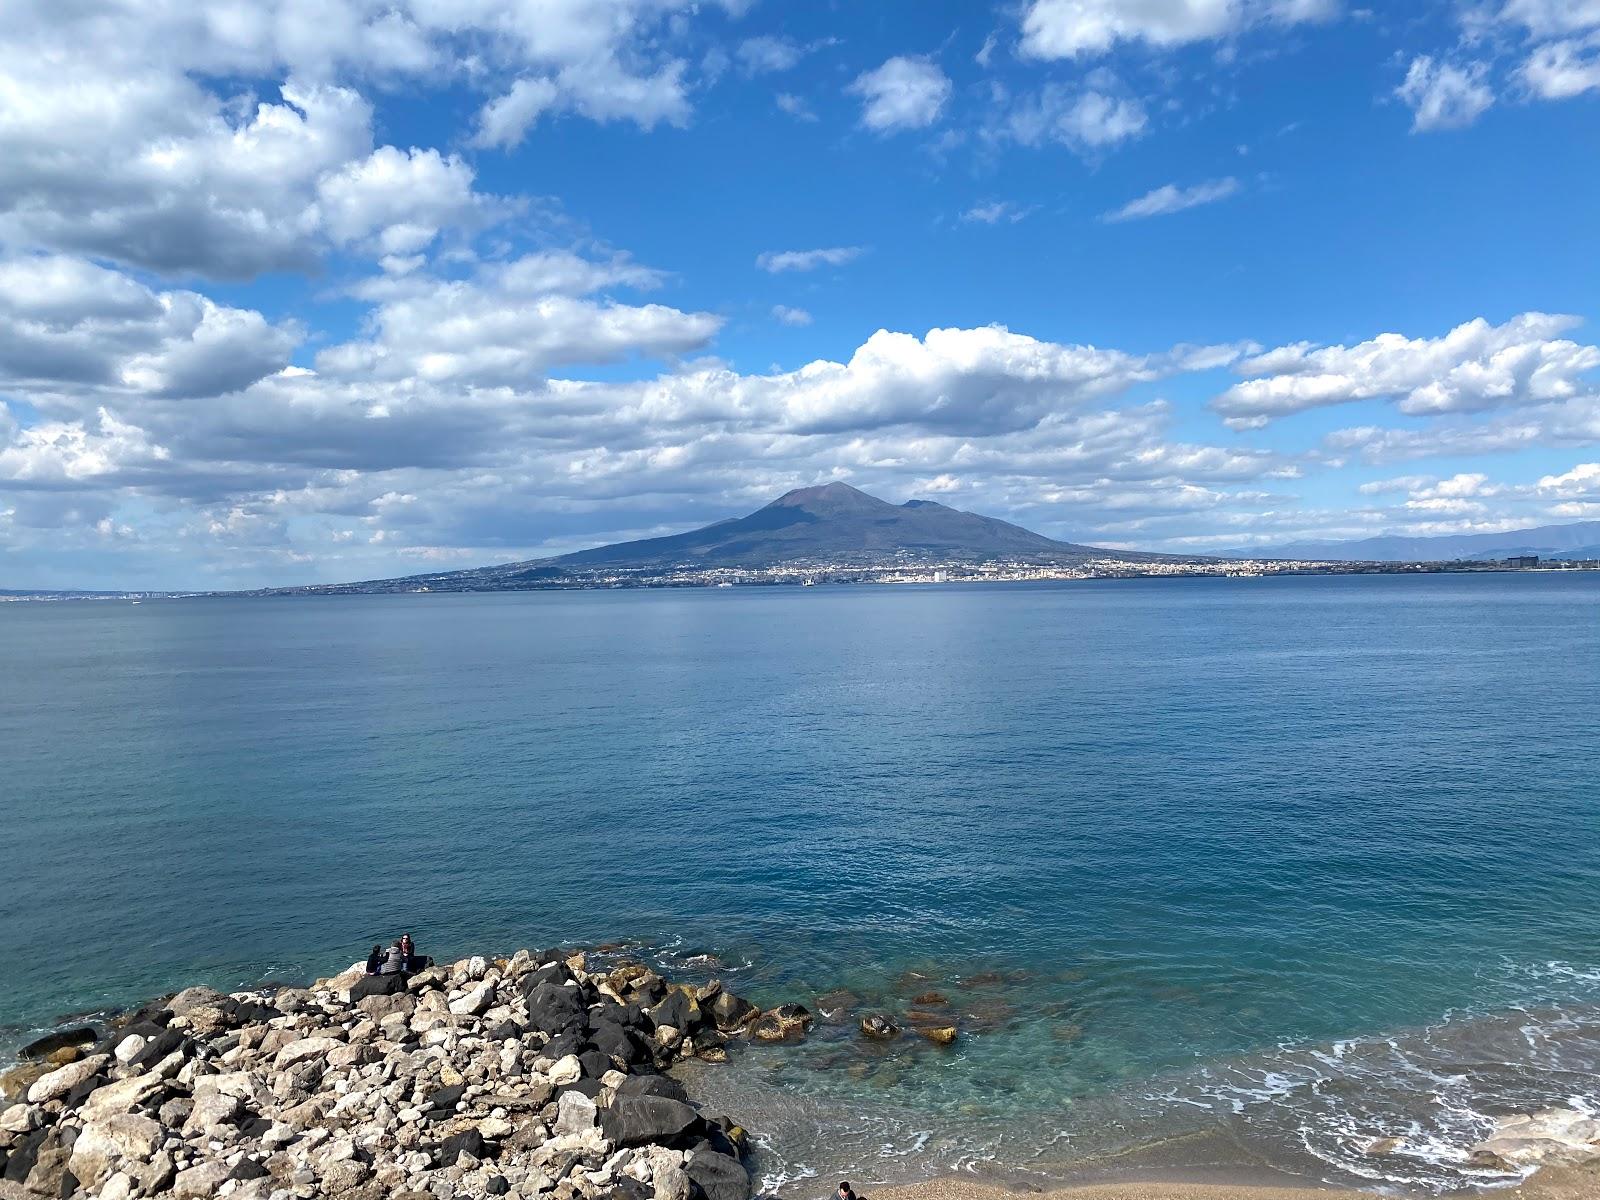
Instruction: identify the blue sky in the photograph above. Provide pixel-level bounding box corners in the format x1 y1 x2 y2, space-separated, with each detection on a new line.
1 0 1598 588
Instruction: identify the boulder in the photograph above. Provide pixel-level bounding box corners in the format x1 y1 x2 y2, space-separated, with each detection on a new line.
27 1055 108 1104
526 982 586 1035
81 1071 166 1117
548 1055 583 1087
167 986 227 1017
171 1160 233 1198
274 1035 343 1070
69 1114 162 1184
113 1034 147 1065
0 1062 48 1102
182 1091 243 1137
0 1104 38 1134
437 1128 486 1166
684 1150 750 1200
349 974 408 1002
555 1090 598 1136
911 1022 958 1047
706 992 756 1032
749 1005 810 1043
616 1075 689 1104
602 1096 701 1148
859 1015 900 1041
18 1028 97 1061
1469 1108 1600 1170
449 980 496 1017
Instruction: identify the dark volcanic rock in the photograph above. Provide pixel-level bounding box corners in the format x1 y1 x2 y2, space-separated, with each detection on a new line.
602 1095 702 1147
707 991 756 1031
348 974 407 1002
525 981 586 1035
19 1027 97 1061
685 1149 751 1200
615 1074 689 1103
437 1127 487 1166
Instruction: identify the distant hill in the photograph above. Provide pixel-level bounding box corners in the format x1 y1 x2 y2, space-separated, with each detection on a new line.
276 482 1192 594
1235 520 1600 563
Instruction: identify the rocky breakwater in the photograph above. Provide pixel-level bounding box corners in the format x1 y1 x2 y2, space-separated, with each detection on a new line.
0 949 794 1200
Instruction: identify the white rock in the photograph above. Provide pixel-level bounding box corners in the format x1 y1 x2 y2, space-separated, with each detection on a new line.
554 1090 597 1135
71 1113 163 1183
172 1160 233 1198
27 1054 109 1103
547 1055 582 1087
273 1035 343 1070
1471 1107 1600 1170
100 1172 135 1200
114 1034 148 1064
450 980 496 1018
0 1104 39 1133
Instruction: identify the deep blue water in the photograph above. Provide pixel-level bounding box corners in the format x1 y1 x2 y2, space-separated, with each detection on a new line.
3 573 1599 1191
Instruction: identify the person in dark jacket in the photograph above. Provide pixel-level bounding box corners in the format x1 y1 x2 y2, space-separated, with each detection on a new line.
379 940 406 976
400 933 416 972
365 944 384 975
837 1183 858 1200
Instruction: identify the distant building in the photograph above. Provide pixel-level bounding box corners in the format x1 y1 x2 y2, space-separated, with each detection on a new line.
1504 556 1539 568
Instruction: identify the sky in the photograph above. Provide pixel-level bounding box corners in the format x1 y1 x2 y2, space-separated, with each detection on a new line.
2 0 1599 589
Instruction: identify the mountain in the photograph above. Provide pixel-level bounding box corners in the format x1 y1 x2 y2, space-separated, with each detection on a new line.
1235 520 1600 563
541 482 1170 571
279 483 1191 594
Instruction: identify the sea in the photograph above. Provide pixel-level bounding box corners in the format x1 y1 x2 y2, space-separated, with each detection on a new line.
3 572 1598 1194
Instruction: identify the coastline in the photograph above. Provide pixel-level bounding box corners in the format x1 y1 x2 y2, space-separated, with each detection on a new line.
874 1160 1600 1200
6 950 1599 1200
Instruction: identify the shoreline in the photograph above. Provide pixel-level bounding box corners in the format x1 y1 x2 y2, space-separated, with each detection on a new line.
875 1158 1600 1200
4 951 1598 1200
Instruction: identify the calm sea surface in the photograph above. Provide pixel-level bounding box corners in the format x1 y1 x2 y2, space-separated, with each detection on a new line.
3 574 1599 1192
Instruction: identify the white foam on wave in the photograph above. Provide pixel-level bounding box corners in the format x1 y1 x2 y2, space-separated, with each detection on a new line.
1146 998 1600 1192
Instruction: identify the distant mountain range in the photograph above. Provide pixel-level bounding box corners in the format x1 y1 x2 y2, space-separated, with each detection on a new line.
281 482 1190 593
1237 520 1600 563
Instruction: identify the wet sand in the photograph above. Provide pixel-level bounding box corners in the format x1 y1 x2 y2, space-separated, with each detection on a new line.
874 1161 1600 1200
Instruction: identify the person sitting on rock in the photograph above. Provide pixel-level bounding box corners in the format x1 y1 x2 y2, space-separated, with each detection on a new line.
837 1182 858 1200
379 940 406 976
365 944 384 975
400 932 417 972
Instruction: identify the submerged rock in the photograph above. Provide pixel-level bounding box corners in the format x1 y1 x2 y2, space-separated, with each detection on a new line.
18 1027 97 1062
859 1014 900 1041
750 1004 812 1043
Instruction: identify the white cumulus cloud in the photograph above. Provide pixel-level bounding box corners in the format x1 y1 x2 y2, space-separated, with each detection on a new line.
1215 313 1600 427
1019 0 1337 58
1396 56 1495 131
848 57 952 132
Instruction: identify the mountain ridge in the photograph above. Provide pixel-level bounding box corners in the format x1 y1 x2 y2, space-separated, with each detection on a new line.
1233 520 1600 562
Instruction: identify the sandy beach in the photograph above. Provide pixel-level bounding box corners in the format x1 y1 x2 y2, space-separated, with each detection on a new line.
875 1161 1600 1200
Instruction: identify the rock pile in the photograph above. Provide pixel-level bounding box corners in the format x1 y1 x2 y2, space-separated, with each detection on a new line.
0 950 777 1200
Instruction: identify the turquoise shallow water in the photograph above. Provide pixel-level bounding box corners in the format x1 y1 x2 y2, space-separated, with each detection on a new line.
3 574 1599 1192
